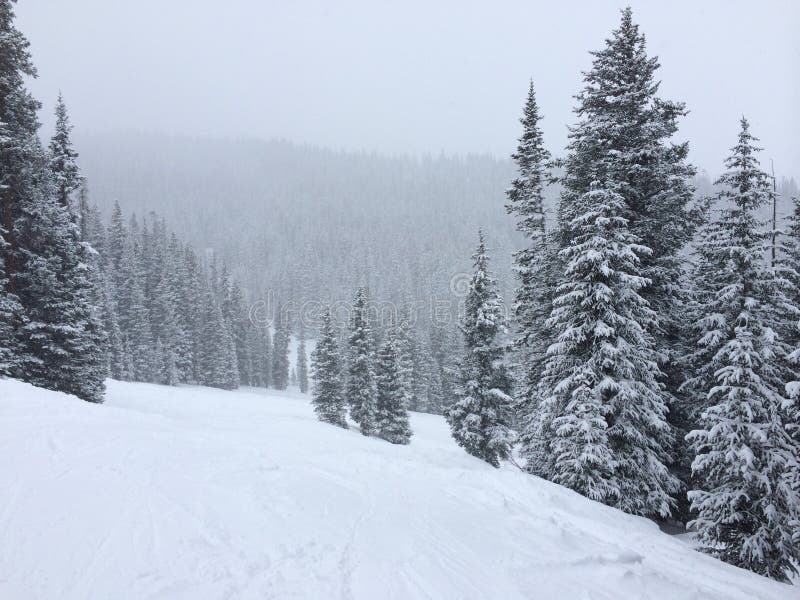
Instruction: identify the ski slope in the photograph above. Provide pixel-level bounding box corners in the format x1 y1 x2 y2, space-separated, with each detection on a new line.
0 378 796 600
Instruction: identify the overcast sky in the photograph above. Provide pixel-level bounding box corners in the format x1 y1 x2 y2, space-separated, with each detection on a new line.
17 0 800 175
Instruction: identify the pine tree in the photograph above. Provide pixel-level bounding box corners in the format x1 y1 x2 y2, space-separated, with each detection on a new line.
505 81 557 447
685 119 799 581
555 7 698 510
447 232 514 467
0 0 41 326
259 322 273 388
347 287 376 435
197 290 238 390
48 92 81 210
3 83 106 402
100 272 125 379
296 324 309 393
310 308 347 427
395 315 416 411
783 194 800 506
271 306 290 390
374 323 413 444
166 233 194 381
0 226 23 376
532 181 677 515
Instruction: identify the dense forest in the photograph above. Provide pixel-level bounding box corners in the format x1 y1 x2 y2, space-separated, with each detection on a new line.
1 0 799 586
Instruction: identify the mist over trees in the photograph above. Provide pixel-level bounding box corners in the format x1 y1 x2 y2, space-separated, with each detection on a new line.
1 0 799 587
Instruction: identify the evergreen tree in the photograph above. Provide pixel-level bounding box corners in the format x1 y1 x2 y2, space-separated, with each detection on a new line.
196 290 238 390
505 81 557 446
166 233 194 381
0 226 22 376
100 272 125 380
347 287 376 434
259 323 273 388
555 7 698 510
374 323 413 444
271 306 290 390
310 308 347 427
783 194 800 506
447 232 514 467
531 180 678 516
48 92 81 210
395 315 417 411
685 119 799 581
296 324 309 393
4 85 106 401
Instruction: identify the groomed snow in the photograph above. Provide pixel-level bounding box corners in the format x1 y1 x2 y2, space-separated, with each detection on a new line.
0 378 796 599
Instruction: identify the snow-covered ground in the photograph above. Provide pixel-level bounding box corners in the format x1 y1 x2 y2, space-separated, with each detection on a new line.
0 378 796 600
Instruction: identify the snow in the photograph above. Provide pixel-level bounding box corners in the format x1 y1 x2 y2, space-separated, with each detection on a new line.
0 378 796 600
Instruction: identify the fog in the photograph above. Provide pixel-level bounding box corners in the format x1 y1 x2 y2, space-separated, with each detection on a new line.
17 0 799 174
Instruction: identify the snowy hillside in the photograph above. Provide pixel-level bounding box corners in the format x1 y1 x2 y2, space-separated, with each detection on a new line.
0 378 795 600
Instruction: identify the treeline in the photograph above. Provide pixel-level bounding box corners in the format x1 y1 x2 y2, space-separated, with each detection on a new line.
81 199 288 392
443 7 800 582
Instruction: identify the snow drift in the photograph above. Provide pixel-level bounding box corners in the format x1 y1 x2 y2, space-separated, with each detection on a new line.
0 378 795 599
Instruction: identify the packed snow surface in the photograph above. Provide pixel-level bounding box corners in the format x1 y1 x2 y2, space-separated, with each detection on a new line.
1 378 796 599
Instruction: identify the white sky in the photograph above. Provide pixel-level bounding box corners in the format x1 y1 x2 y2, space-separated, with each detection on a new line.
17 0 800 175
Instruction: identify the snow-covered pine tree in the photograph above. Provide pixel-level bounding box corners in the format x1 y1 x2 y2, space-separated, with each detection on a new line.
271 306 290 390
119 239 153 381
166 233 194 381
685 119 799 581
347 287 376 435
447 231 514 467
430 322 460 412
532 179 678 516
556 7 698 511
0 1 44 381
48 92 81 210
99 272 126 380
259 322 273 389
395 314 417 411
505 81 558 464
46 98 107 401
0 225 23 376
146 218 181 385
1 82 106 402
310 308 347 427
417 339 443 414
296 324 309 393
196 289 237 390
374 322 413 444
783 194 800 504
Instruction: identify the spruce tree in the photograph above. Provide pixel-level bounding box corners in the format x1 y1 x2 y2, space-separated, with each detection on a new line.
531 181 677 515
347 287 376 435
783 194 800 503
48 92 81 210
271 306 290 390
447 232 514 467
685 119 799 581
296 324 309 393
555 7 698 510
374 323 413 444
197 290 237 390
310 309 347 427
0 227 22 376
6 91 107 401
260 322 273 388
505 81 557 451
